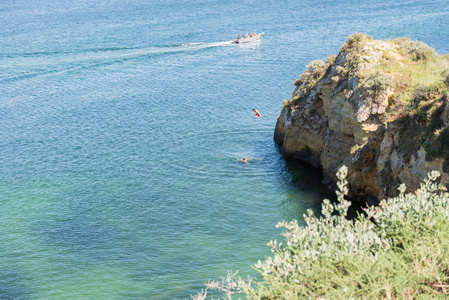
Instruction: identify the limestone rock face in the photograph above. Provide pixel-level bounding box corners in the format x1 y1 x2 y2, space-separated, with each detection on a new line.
275 36 449 202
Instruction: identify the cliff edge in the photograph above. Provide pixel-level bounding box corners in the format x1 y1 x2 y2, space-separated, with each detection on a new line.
275 33 449 203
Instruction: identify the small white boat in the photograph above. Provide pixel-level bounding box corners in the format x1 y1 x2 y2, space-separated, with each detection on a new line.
234 32 264 44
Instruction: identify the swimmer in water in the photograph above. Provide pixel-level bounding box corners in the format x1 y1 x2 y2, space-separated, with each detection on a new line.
239 157 248 164
252 108 261 119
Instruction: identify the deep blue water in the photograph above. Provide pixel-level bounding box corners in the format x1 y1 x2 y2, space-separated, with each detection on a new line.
1 0 448 298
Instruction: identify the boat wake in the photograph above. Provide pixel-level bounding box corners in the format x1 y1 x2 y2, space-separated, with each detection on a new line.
1 40 237 83
180 40 235 48
104 40 235 59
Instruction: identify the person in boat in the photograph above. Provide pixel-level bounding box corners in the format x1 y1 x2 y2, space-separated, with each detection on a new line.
239 157 248 164
245 33 248 38
253 108 261 119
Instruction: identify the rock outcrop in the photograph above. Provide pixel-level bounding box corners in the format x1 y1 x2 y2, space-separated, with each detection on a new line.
275 34 449 203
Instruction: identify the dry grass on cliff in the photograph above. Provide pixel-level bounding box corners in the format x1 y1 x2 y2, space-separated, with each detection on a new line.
378 38 449 169
379 38 449 122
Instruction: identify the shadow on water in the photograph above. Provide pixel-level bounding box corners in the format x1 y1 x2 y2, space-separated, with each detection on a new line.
275 153 365 222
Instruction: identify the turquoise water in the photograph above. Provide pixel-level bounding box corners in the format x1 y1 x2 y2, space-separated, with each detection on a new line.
1 0 448 298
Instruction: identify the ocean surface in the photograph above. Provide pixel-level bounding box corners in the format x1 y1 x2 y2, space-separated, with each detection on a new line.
1 0 448 298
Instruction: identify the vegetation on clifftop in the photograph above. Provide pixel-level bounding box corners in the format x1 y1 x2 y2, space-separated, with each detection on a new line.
193 167 449 299
283 33 449 181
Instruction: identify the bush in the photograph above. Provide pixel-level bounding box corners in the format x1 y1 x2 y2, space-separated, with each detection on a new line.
364 70 393 96
194 168 449 299
306 60 325 73
394 38 436 61
282 99 290 108
326 54 337 66
289 59 329 104
340 33 372 52
349 32 372 43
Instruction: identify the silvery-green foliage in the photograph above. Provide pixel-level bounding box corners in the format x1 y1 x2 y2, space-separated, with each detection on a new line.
194 168 449 299
195 270 253 300
306 60 325 73
367 170 449 238
254 166 388 281
364 70 392 96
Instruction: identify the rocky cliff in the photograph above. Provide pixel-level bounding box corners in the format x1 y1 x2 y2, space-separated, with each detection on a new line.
275 34 449 203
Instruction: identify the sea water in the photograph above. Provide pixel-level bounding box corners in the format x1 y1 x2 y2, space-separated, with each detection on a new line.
1 0 448 298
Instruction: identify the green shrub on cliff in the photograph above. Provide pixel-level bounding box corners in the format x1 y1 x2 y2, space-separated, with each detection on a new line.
364 70 393 96
290 55 336 108
293 59 326 89
393 37 436 61
340 32 373 53
193 168 449 299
